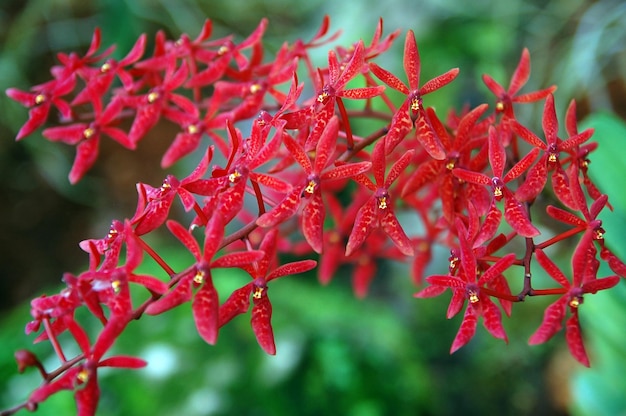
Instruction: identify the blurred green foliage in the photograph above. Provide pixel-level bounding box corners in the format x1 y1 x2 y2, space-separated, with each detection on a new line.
1 0 625 415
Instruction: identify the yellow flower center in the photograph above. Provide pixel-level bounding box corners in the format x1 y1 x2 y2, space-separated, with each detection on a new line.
77 369 90 384
35 94 46 105
317 91 329 103
83 127 95 139
410 98 420 112
569 297 581 308
193 270 205 284
253 286 264 299
304 180 317 194
147 91 160 103
468 290 479 304
228 170 242 183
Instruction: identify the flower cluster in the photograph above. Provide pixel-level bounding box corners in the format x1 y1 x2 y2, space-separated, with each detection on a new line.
4 16 625 416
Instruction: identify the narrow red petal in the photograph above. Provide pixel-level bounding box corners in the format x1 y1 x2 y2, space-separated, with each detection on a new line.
481 296 508 342
450 306 478 353
251 295 276 355
528 296 568 345
193 279 219 345
503 191 540 237
302 192 325 254
535 249 570 288
565 313 590 367
403 30 420 91
508 48 531 95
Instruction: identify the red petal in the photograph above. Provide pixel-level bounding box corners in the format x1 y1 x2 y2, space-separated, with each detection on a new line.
452 168 491 186
353 259 377 298
415 114 446 160
528 296 567 344
283 133 312 173
339 86 385 100
385 101 413 154
334 40 365 91
503 147 540 183
508 48 530 95
420 68 459 95
145 275 193 315
581 275 620 294
385 149 414 187
515 156 547 202
473 201 502 248
381 209 414 256
322 161 371 182
481 296 508 342
450 306 478 353
120 34 147 66
212 250 264 269
488 125 505 178
541 94 559 144
313 116 339 173
503 190 540 237
42 123 87 145
203 213 225 261
425 275 466 288
482 74 506 98
565 313 590 367
414 284 447 298
256 187 302 228
267 260 317 281
69 136 100 184
167 220 201 261
16 103 51 140
219 283 252 327
403 30 421 91
302 192 325 254
369 62 409 94
477 253 516 286
545 205 584 227
345 197 377 256
512 120 547 149
251 295 276 355
535 249 570 287
193 279 219 344
99 355 147 368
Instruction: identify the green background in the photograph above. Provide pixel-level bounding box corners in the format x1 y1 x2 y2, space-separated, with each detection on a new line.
1 0 625 415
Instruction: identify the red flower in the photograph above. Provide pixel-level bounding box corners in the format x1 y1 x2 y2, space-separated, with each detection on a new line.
346 138 415 257
453 125 540 238
512 94 594 205
6 76 75 140
145 214 263 345
369 29 459 156
416 220 516 352
72 33 147 114
482 48 556 119
42 97 132 183
257 116 371 253
132 146 214 235
219 229 316 354
529 247 619 366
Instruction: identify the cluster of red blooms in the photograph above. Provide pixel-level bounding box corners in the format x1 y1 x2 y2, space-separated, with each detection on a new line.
4 16 625 416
